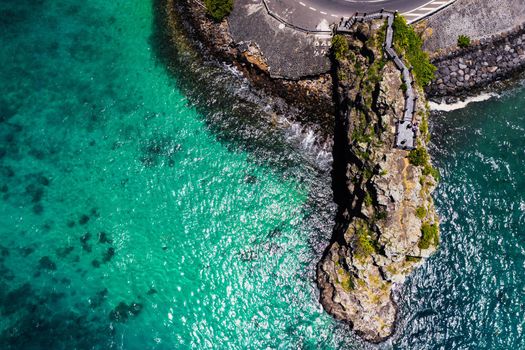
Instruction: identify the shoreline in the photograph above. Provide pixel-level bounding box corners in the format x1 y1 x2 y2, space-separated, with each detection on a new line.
166 0 336 135
159 0 522 343
429 92 497 111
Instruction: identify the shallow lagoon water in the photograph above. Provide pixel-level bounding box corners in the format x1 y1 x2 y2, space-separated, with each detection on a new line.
1 0 524 349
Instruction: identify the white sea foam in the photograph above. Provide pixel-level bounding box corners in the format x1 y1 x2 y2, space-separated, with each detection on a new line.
429 93 498 111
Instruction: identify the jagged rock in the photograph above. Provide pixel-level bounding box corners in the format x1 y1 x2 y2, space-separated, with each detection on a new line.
318 23 438 343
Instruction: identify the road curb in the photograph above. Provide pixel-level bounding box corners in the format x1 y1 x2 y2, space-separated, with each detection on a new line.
261 0 333 34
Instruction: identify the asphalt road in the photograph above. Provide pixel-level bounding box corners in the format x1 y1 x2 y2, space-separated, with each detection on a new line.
265 0 455 31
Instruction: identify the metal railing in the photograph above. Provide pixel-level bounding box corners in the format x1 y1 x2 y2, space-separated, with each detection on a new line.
337 11 417 150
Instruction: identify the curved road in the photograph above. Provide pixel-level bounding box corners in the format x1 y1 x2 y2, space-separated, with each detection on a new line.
265 0 455 31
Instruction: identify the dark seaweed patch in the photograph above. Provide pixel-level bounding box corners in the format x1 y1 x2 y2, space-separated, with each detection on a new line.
89 288 108 309
25 184 43 203
38 256 57 271
0 185 8 193
19 246 34 257
102 247 115 263
91 259 101 268
80 232 91 243
0 102 18 123
0 166 15 178
78 214 90 225
37 175 50 186
28 148 46 160
0 301 115 349
109 301 143 323
147 288 157 295
0 283 32 316
66 220 76 228
0 245 9 257
90 207 100 218
98 231 112 244
140 138 182 167
80 233 92 252
0 266 14 281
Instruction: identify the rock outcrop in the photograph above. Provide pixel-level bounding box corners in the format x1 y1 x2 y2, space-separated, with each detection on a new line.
317 21 439 342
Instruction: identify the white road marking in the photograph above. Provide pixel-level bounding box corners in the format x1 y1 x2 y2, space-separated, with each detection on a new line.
402 0 456 23
320 11 327 15
299 1 305 6
309 6 317 11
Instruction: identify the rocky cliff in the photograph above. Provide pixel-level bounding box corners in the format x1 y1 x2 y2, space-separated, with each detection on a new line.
317 21 439 342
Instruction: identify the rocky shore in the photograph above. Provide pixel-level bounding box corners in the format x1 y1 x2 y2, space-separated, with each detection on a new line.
161 0 443 343
426 24 525 99
158 0 525 342
317 21 439 342
162 0 335 133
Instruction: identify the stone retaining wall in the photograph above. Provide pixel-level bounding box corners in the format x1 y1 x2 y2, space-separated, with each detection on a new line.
426 24 525 98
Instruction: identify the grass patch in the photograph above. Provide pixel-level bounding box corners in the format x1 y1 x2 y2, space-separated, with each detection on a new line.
354 222 377 258
457 35 471 48
408 147 429 166
419 112 429 141
374 211 388 221
204 0 233 21
337 268 354 292
332 34 349 61
415 206 426 219
392 15 436 86
423 164 440 181
418 223 439 249
363 192 373 207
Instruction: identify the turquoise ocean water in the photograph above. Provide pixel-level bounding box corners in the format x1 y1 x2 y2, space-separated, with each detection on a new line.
1 0 524 349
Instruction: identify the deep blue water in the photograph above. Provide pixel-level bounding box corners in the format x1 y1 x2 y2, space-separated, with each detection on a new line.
392 87 525 349
1 0 524 349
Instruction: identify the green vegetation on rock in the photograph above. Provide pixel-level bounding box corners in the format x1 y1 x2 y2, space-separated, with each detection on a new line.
354 222 377 258
337 268 354 292
392 15 436 86
415 206 427 219
332 34 349 61
204 0 233 21
457 35 471 48
406 255 422 263
409 147 440 181
419 111 430 142
408 147 429 166
423 163 440 181
363 191 373 207
418 223 439 249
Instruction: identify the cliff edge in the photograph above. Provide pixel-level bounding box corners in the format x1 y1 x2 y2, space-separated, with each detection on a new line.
317 20 439 342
